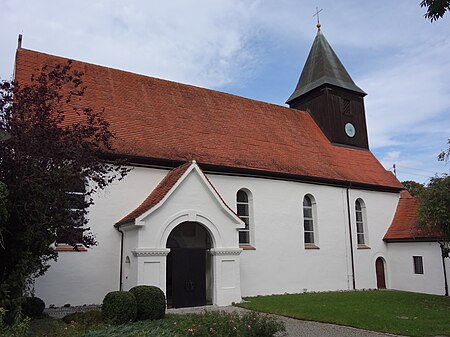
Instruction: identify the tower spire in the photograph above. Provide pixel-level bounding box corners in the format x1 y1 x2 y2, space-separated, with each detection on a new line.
286 29 366 104
286 28 369 149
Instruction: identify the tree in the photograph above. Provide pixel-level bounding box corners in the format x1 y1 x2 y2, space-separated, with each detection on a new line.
419 175 450 250
0 62 129 317
419 174 450 295
401 180 425 197
418 139 450 296
0 182 8 250
420 0 450 21
438 138 450 162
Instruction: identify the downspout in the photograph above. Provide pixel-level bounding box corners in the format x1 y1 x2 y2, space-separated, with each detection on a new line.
440 244 448 296
346 187 356 290
115 225 124 291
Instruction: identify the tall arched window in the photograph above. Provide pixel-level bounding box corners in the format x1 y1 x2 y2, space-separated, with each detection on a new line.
303 195 315 246
355 199 366 245
236 189 251 245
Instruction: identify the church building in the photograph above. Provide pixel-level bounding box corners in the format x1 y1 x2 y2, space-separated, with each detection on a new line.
13 26 449 308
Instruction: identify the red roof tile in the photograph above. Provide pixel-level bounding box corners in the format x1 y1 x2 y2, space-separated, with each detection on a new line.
384 191 439 241
117 161 241 225
116 161 191 225
14 48 403 190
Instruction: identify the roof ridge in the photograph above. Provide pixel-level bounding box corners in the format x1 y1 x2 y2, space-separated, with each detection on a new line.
17 48 294 113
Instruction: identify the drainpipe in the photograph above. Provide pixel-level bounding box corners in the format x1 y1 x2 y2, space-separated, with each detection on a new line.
115 225 124 291
346 187 356 290
440 244 448 296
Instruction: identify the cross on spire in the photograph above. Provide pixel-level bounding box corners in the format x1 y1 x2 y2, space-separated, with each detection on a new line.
313 7 323 30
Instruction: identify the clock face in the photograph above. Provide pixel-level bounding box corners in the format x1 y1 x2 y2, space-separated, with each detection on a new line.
345 123 356 138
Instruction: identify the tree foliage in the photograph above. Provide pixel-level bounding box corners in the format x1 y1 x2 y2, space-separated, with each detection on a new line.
419 175 450 250
0 182 8 249
401 180 425 197
0 62 129 311
439 139 450 162
418 138 450 259
420 0 450 21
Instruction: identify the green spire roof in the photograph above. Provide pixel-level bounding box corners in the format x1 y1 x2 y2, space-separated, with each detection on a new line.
286 29 366 104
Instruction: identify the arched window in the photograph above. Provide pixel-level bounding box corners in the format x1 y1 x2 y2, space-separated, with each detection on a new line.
236 189 251 245
355 199 366 245
303 195 315 246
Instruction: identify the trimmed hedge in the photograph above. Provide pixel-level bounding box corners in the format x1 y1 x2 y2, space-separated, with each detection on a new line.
21 296 45 318
102 291 137 324
129 286 166 321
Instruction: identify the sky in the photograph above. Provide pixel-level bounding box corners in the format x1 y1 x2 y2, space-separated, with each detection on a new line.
1 0 449 183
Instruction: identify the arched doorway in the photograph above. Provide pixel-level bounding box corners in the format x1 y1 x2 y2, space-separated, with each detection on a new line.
166 221 213 308
375 257 386 289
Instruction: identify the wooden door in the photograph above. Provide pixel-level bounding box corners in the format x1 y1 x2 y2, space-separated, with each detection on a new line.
376 257 386 289
171 248 206 308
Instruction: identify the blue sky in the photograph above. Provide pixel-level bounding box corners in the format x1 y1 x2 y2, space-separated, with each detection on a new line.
1 0 449 183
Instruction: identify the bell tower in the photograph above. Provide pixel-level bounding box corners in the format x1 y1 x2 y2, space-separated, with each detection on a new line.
286 25 369 149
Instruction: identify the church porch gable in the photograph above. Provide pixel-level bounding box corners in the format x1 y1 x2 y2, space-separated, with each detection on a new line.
118 161 243 307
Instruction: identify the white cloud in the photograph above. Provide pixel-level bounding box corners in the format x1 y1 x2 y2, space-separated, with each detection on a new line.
0 0 260 88
360 37 450 149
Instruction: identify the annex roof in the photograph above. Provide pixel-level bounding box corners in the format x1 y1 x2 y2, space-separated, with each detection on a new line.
384 191 439 242
286 29 366 104
14 48 403 191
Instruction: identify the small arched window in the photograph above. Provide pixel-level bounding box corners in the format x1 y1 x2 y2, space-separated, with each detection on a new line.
303 195 315 246
355 199 366 245
237 189 251 245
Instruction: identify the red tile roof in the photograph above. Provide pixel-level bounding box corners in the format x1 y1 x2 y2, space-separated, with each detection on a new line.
116 161 191 225
14 48 403 190
384 191 439 241
116 161 242 225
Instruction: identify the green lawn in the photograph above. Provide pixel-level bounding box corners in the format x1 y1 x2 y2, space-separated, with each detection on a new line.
236 290 450 337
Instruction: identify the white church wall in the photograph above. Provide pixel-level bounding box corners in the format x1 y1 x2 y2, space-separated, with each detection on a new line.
348 189 398 289
122 228 139 291
35 166 169 306
387 242 446 295
34 164 444 308
209 174 357 296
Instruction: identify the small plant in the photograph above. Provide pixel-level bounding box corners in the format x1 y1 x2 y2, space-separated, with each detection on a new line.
240 311 286 337
101 291 137 325
0 307 30 337
81 311 286 337
21 296 45 318
129 285 166 321
62 310 103 326
167 311 286 337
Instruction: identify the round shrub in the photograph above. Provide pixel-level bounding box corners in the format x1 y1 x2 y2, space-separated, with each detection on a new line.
102 291 137 324
21 296 45 318
129 285 166 321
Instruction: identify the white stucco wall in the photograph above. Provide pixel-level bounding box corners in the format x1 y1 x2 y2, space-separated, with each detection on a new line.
35 166 168 306
34 165 446 307
208 174 400 296
387 242 447 295
348 189 398 289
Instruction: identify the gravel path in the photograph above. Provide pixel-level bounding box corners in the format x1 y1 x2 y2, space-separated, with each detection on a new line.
168 305 403 337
